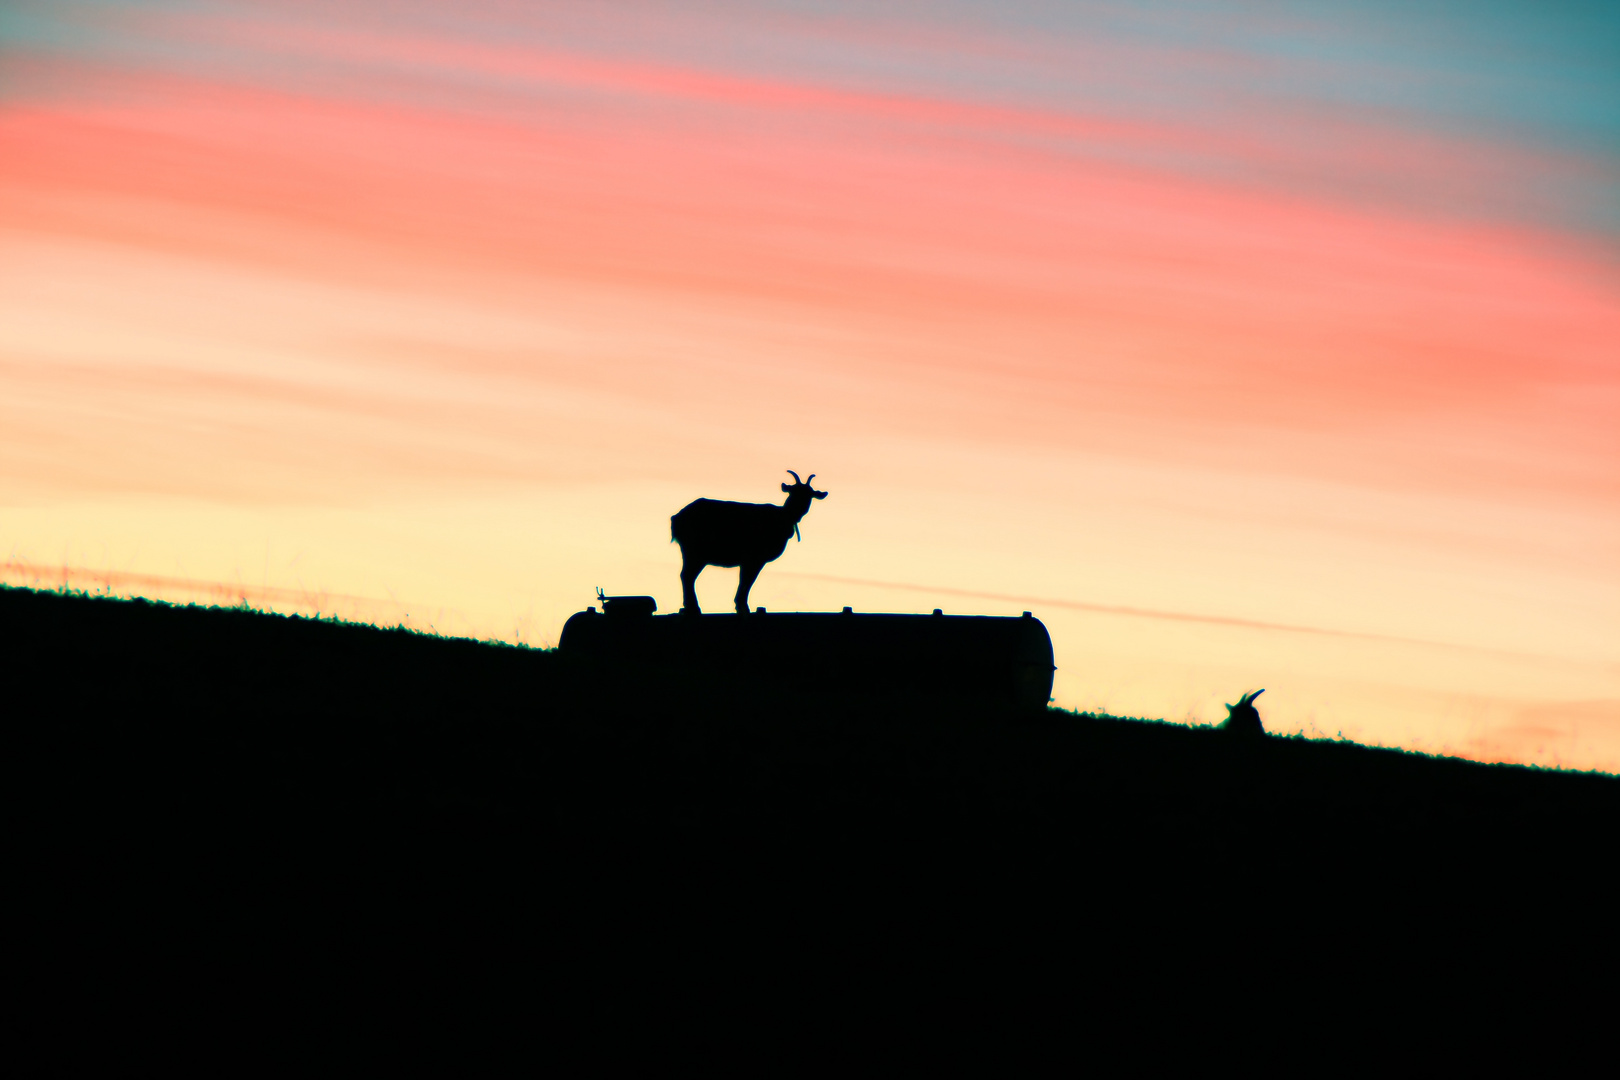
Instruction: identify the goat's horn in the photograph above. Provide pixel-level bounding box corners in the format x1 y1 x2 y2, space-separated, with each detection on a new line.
786 470 802 484
805 475 815 485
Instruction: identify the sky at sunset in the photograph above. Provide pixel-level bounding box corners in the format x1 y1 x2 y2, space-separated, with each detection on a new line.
3 1 1617 769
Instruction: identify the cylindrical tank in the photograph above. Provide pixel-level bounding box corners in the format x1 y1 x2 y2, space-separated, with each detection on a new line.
559 606 1056 710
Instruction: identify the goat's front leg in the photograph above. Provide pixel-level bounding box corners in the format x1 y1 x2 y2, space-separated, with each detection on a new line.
735 561 763 614
680 557 704 615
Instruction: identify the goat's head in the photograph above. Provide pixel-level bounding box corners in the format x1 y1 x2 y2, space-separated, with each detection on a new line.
1223 689 1266 735
781 470 829 504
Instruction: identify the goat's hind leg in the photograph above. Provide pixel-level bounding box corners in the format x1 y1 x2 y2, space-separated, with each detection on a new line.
680 555 704 615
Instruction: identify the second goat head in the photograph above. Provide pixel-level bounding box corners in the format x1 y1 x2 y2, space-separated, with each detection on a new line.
1222 689 1266 736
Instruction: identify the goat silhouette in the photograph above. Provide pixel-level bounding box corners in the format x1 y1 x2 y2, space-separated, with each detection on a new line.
1222 689 1266 736
671 470 828 615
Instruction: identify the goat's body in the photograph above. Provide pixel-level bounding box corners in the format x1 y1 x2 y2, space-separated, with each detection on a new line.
671 499 795 569
671 476 826 615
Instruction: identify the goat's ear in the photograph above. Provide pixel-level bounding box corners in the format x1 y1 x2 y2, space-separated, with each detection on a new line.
782 483 793 493
813 490 827 499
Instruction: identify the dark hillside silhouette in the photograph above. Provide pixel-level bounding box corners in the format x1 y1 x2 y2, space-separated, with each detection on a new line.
11 585 1617 1020
671 470 827 614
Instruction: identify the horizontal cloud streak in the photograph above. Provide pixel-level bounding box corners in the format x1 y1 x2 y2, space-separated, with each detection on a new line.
779 572 1592 663
6 72 1613 503
8 0 1614 235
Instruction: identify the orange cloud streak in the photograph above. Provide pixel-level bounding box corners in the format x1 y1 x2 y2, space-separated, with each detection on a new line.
5 65 1614 505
